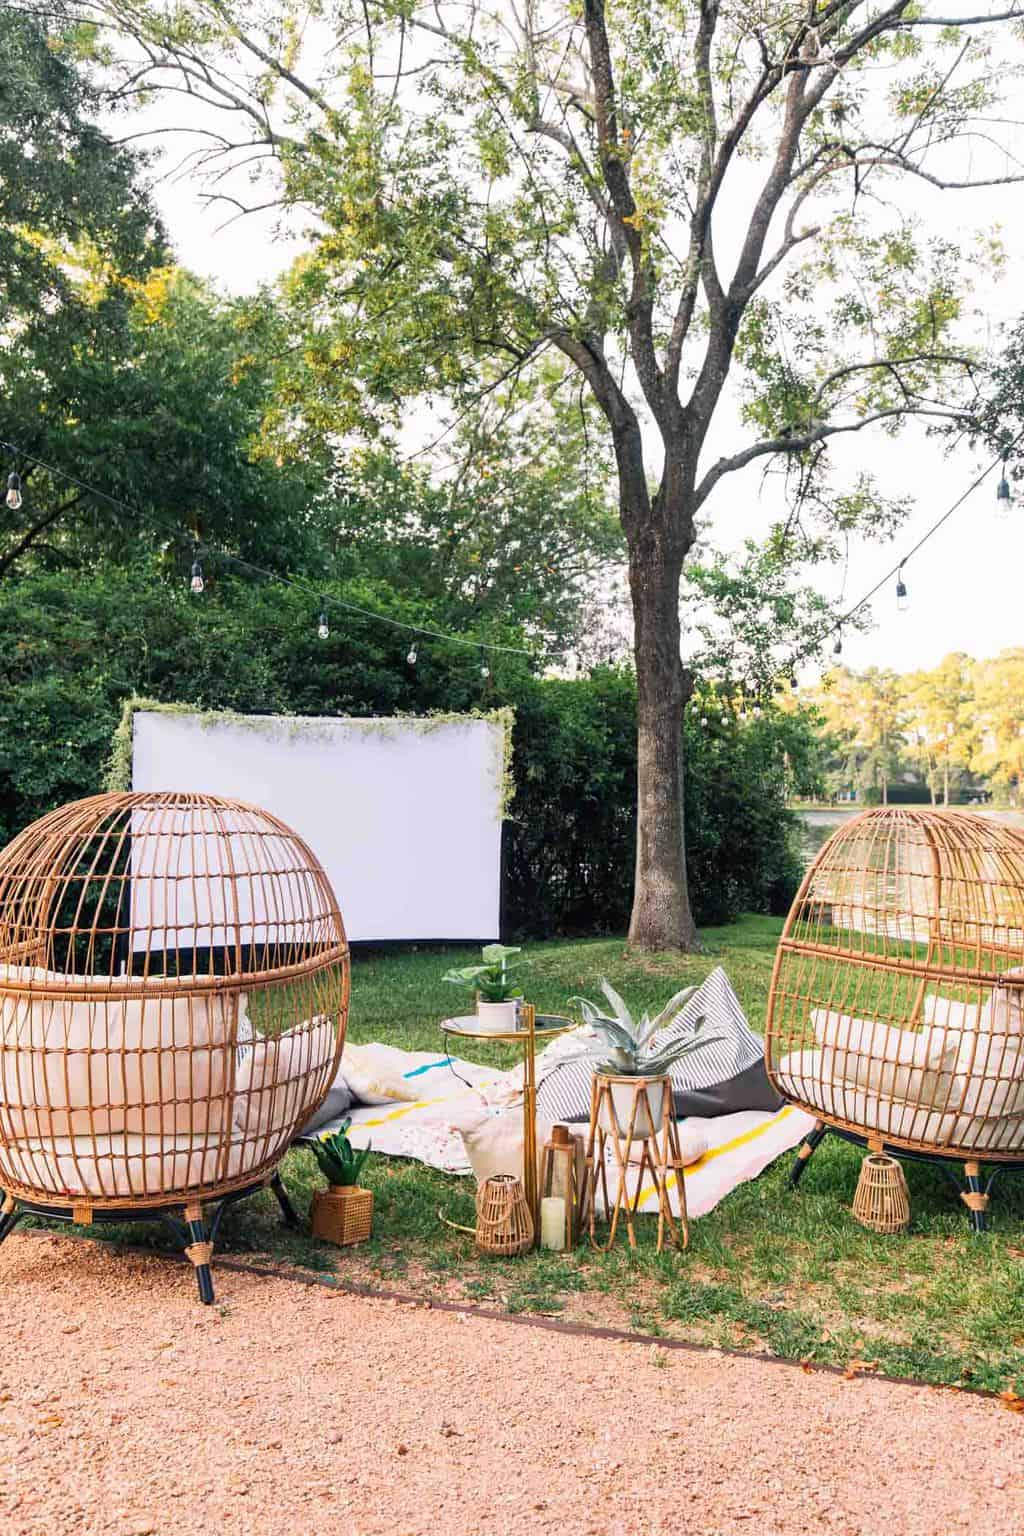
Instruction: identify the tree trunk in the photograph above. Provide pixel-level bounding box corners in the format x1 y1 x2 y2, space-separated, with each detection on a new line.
943 759 950 807
625 524 699 952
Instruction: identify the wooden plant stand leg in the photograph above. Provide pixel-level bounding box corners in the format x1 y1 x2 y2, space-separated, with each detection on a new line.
269 1170 300 1229
183 1202 215 1306
961 1161 989 1234
789 1119 828 1188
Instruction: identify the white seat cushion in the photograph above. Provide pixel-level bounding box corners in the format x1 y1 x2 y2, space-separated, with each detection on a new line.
232 1016 336 1137
810 1008 958 1104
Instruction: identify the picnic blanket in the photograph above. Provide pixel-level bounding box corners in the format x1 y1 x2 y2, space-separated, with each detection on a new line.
296 1044 814 1220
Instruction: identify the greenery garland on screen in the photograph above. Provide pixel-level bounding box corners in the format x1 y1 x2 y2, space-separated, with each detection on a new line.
105 695 517 817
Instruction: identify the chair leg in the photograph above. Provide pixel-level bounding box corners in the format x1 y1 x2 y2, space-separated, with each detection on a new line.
270 1170 300 1229
0 1194 21 1248
961 1161 989 1234
789 1120 828 1188
183 1202 216 1305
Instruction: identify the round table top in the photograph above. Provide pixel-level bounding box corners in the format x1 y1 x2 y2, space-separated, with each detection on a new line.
440 1012 575 1044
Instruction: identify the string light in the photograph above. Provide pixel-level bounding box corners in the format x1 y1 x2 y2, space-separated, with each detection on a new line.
317 598 329 641
407 644 418 666
997 452 1012 516
896 565 909 613
189 552 204 596
832 632 843 658
5 471 22 511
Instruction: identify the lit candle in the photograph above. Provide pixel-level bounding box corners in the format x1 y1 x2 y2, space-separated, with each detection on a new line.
540 1196 566 1251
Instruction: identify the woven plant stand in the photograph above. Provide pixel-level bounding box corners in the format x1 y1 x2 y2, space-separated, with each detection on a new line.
852 1152 910 1234
311 1185 374 1247
583 1074 689 1254
475 1174 534 1256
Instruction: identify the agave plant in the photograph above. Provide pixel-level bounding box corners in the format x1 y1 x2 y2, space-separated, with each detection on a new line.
310 1119 372 1188
569 980 721 1078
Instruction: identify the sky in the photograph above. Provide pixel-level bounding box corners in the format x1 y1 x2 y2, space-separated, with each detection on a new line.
121 12 1024 684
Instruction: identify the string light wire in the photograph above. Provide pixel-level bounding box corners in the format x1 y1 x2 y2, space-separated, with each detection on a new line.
0 437 548 664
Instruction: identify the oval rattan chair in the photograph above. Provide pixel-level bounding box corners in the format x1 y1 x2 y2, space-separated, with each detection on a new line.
766 807 1024 1229
0 791 349 1301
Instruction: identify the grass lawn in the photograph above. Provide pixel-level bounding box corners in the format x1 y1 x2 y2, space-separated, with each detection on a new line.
49 915 1024 1393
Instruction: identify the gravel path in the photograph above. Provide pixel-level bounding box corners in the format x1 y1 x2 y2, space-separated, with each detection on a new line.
0 1230 1021 1536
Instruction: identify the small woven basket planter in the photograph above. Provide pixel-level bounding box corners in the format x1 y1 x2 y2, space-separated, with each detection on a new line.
311 1185 374 1247
475 1174 534 1256
852 1153 910 1234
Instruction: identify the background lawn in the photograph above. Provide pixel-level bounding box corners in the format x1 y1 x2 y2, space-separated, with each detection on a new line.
52 915 1024 1393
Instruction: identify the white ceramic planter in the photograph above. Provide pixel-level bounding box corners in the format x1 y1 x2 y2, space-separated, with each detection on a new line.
475 999 518 1033
596 1074 669 1139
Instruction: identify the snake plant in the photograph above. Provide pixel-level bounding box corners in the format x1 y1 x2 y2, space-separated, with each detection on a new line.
570 980 721 1078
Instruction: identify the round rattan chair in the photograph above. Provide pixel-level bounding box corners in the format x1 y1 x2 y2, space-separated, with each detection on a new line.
0 791 349 1300
766 807 1024 1229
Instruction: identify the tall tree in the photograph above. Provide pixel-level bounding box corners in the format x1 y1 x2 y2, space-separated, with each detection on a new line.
76 1 1022 947
904 652 975 805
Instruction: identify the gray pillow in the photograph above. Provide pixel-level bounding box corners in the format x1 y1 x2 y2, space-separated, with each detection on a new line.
672 1059 783 1118
297 1083 353 1137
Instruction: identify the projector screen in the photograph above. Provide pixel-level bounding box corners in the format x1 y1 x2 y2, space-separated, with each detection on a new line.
130 710 506 942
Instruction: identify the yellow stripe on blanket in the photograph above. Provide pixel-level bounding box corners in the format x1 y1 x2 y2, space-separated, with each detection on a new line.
351 1085 505 1128
634 1105 795 1208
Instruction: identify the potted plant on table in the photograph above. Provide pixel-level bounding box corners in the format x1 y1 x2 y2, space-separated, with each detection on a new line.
309 1119 374 1246
571 981 720 1138
442 943 526 1032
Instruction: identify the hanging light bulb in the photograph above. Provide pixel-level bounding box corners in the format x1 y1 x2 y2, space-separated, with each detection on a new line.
480 659 491 679
189 555 204 595
5 471 22 511
317 597 329 640
896 566 909 612
997 453 1012 516
832 632 843 658
790 673 799 692
753 703 763 719
700 715 709 727
407 643 418 666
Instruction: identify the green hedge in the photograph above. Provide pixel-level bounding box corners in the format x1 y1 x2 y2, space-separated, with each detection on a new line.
0 565 803 935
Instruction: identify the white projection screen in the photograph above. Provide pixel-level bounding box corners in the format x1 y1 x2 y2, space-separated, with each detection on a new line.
130 711 506 942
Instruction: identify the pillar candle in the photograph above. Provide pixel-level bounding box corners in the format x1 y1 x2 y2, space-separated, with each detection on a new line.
540 1196 566 1251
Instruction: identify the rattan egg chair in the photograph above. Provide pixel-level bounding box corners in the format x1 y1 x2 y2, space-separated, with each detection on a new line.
766 807 1024 1230
0 791 349 1301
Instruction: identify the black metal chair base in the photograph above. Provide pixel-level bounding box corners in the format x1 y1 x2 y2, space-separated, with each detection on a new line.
788 1118 1024 1232
0 1168 301 1304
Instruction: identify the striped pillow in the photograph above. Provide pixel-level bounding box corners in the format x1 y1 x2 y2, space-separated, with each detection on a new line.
536 968 761 1123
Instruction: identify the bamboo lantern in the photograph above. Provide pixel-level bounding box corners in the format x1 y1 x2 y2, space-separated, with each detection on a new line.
851 1153 910 1234
766 807 1024 1228
539 1124 580 1251
0 791 349 1302
475 1174 534 1256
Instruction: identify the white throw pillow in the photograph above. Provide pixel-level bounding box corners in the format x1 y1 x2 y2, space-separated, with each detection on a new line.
458 1108 553 1187
232 1016 336 1138
980 966 1024 1037
811 1008 958 1103
337 1041 420 1106
0 966 235 1139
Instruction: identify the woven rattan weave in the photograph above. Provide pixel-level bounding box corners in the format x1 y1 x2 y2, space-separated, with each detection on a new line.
766 807 1024 1225
0 791 349 1300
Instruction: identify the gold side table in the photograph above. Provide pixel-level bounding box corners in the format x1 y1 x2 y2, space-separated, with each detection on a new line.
584 1073 689 1253
440 1004 572 1245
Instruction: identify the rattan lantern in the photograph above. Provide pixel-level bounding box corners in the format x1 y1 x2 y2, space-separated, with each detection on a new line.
767 807 1024 1229
0 791 349 1301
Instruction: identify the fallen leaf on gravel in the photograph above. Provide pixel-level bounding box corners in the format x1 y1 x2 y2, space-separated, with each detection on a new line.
37 1414 63 1428
998 1391 1024 1414
842 1359 880 1380
397 1444 408 1456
